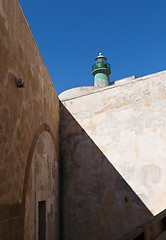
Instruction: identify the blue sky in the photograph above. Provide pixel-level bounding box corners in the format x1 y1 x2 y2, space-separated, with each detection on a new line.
19 0 166 95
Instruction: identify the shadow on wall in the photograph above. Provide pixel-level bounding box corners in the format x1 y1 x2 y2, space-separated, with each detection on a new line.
60 102 153 240
0 123 58 240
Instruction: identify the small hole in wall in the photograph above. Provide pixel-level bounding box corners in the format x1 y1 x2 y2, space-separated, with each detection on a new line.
125 197 128 203
15 78 25 88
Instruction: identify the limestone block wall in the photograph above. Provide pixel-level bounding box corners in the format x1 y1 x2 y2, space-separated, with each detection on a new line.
0 0 59 239
60 70 166 240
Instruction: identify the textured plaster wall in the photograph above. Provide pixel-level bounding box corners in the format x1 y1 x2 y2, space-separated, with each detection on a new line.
0 0 59 239
60 70 166 239
24 132 59 240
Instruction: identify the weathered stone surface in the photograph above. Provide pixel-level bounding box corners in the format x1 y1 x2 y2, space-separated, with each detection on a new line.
60 70 166 239
121 209 166 239
0 0 59 239
59 75 137 101
24 132 59 240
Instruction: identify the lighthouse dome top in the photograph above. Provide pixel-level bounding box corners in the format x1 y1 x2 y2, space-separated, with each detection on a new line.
95 53 107 61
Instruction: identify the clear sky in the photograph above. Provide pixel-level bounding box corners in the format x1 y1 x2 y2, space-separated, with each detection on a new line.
19 0 166 95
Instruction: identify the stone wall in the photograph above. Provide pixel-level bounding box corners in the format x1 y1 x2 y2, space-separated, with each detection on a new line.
60 70 166 239
24 131 59 240
121 209 166 240
0 0 59 239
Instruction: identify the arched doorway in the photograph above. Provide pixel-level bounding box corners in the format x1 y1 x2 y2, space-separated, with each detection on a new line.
23 124 59 240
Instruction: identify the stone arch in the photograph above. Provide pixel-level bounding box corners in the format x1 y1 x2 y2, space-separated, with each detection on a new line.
22 123 59 240
22 123 57 204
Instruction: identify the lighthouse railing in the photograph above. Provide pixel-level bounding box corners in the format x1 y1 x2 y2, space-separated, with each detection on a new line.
92 62 111 71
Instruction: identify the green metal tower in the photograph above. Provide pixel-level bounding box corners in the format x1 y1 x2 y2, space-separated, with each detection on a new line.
92 53 111 87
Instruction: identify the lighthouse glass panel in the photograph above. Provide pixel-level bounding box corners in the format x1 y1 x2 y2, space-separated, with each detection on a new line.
96 58 106 64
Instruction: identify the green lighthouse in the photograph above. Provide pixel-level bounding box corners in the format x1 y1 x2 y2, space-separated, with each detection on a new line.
92 53 111 87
